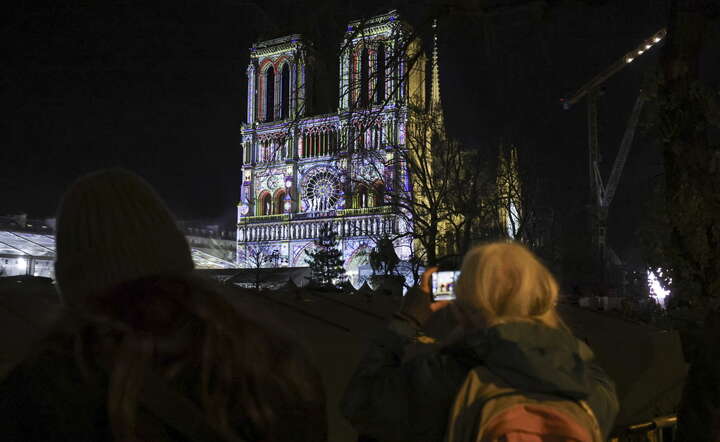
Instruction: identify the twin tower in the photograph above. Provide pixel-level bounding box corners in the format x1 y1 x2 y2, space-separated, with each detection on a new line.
237 10 441 285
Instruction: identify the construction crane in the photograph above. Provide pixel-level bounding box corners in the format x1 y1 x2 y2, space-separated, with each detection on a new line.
562 28 666 282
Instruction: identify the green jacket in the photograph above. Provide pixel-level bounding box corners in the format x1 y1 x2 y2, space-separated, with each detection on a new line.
341 317 619 442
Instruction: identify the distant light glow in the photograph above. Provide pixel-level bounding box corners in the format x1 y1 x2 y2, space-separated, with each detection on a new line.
637 50 644 55
626 57 634 63
645 44 652 49
647 268 671 307
653 36 662 43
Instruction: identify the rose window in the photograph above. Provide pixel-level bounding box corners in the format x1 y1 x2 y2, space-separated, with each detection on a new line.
304 170 341 212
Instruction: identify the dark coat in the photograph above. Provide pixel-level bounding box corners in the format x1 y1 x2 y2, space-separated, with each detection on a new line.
0 316 326 442
0 331 122 441
341 318 619 442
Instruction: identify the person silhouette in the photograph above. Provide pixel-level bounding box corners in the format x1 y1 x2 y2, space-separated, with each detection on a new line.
342 242 618 442
0 169 326 442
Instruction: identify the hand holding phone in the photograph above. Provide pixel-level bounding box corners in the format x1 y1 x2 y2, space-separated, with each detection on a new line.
398 267 453 327
431 270 460 301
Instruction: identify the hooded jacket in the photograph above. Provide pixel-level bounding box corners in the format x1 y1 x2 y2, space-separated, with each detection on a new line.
341 317 619 442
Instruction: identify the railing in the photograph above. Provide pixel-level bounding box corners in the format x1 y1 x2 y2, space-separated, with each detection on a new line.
237 214 398 242
237 214 290 225
337 206 392 216
239 206 392 225
292 211 338 220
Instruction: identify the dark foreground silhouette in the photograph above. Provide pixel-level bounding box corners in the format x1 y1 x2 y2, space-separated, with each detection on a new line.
0 169 326 442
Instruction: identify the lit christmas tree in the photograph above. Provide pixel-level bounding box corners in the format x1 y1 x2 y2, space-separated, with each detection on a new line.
304 224 346 287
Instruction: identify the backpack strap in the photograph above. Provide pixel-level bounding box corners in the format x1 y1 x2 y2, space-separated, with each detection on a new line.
576 399 603 441
446 366 520 442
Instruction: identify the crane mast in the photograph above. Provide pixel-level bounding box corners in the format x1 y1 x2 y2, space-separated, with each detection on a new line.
563 28 665 283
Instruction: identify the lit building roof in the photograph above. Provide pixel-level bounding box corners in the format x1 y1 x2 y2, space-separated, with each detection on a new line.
0 231 236 270
0 232 55 258
190 249 238 269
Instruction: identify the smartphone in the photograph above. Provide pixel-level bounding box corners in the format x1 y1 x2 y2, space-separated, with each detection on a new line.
431 270 460 301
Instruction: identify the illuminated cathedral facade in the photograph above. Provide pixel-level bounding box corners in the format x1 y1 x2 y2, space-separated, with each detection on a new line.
237 11 437 284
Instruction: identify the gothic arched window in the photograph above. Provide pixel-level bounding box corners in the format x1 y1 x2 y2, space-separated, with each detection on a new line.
281 63 290 119
274 189 286 214
373 182 385 207
265 66 275 121
360 47 369 108
356 185 369 209
258 191 272 216
376 43 385 105
330 130 337 154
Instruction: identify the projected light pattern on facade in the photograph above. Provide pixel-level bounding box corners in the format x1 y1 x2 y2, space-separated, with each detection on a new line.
237 10 435 285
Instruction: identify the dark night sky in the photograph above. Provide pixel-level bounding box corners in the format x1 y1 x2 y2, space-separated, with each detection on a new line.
1 0 716 258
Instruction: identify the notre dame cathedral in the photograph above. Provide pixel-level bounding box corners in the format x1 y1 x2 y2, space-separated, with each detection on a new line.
237 10 441 286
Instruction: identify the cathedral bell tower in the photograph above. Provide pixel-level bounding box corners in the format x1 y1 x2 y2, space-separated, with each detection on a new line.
240 35 313 220
245 34 311 128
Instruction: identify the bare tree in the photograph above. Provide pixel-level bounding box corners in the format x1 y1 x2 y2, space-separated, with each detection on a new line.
443 144 499 258
495 144 556 249
351 102 467 267
238 242 280 290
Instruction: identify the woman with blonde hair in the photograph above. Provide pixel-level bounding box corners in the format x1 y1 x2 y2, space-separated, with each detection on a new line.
342 241 618 442
454 241 566 330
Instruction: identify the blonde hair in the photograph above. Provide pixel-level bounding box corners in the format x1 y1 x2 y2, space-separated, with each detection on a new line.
455 242 567 330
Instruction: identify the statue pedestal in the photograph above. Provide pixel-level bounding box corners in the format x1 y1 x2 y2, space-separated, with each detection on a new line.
370 274 405 297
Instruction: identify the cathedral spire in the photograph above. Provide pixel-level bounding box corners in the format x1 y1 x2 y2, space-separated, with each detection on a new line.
431 19 442 111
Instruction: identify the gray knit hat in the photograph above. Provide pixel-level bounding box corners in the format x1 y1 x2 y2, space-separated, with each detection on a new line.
54 169 194 305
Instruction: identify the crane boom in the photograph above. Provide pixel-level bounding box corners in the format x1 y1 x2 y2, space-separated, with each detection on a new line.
562 28 665 109
562 27 664 284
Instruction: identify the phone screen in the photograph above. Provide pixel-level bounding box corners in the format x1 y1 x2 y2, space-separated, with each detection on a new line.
431 271 460 301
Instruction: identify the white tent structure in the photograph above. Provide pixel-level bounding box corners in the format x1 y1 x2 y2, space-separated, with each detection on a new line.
0 230 237 278
0 231 56 277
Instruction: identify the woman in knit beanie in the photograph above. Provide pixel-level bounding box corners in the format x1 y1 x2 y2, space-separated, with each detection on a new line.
0 169 327 442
